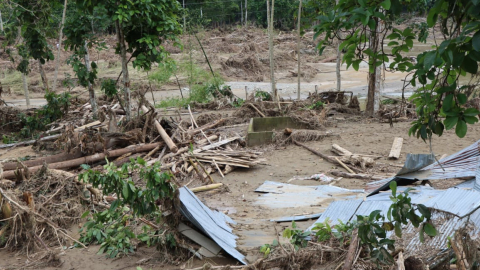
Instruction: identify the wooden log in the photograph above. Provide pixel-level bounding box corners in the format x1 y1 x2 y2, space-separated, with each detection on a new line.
330 144 375 168
330 171 386 180
397 251 405 270
187 119 226 136
141 105 178 153
248 103 266 117
161 135 218 162
331 144 353 156
342 228 359 270
2 148 83 171
319 56 337 63
190 183 223 193
1 143 162 179
388 137 403 159
294 141 362 173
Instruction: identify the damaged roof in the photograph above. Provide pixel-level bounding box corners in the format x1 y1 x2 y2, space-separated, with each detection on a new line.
179 187 246 265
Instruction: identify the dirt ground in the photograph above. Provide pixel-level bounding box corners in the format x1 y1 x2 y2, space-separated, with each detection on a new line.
1 115 478 270
0 21 477 270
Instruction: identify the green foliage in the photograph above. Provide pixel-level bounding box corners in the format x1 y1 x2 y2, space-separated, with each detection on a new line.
314 0 480 139
101 79 118 98
19 91 71 138
308 101 324 110
78 158 177 257
313 218 357 245
259 239 278 258
254 90 272 101
282 221 311 250
381 98 398 105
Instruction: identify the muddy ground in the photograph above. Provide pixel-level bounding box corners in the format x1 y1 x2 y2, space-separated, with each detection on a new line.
0 115 478 270
0 20 477 270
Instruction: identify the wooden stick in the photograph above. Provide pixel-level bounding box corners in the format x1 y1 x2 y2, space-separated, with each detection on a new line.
141 105 178 153
190 183 223 193
342 228 359 270
1 143 163 179
294 141 362 173
388 137 403 160
187 119 226 136
248 103 266 117
2 149 83 171
335 157 355 174
330 170 386 180
213 159 224 178
397 251 405 270
187 105 199 128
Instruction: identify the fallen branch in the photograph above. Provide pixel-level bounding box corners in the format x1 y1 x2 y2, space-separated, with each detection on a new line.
248 103 266 117
187 119 226 136
2 143 163 179
294 141 362 173
342 228 359 270
141 105 178 153
335 157 355 174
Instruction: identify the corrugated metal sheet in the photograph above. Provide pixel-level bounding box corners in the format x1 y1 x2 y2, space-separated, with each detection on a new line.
255 181 364 209
179 187 246 264
271 213 323 223
423 188 480 218
306 199 363 231
367 140 480 195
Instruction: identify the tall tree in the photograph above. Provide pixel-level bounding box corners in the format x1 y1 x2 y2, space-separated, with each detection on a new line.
74 0 182 121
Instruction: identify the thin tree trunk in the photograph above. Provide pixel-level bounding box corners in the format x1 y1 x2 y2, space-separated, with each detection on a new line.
296 0 302 100
53 0 67 93
366 18 380 117
183 0 186 32
84 42 98 118
335 0 342 92
267 0 278 107
115 20 131 121
0 9 4 32
38 59 49 91
241 2 243 25
22 73 30 106
245 0 248 26
374 17 384 113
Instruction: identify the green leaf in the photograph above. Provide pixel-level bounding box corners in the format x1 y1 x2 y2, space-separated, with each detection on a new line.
424 51 436 70
464 108 480 116
122 183 129 200
473 31 480 51
390 181 397 197
457 94 467 105
423 222 437 237
81 210 90 219
394 222 402 238
465 116 479 124
417 204 431 220
443 94 454 111
455 120 468 138
380 0 391 9
444 116 458 130
463 55 478 74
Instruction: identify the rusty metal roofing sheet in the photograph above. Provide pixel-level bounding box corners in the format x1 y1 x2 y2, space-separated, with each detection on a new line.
179 187 246 264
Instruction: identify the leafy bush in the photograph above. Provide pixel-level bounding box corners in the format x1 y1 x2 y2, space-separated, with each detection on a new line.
19 91 71 138
78 158 178 258
282 221 311 250
255 90 272 101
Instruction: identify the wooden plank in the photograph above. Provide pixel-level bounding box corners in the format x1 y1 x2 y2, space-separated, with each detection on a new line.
388 137 403 160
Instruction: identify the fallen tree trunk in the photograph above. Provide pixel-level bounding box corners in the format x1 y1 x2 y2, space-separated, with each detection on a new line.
294 141 362 173
331 144 375 169
1 143 162 179
2 149 83 171
342 228 359 270
330 170 386 180
141 105 178 153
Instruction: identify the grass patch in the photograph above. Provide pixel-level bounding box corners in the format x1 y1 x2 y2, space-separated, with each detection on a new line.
3 70 24 93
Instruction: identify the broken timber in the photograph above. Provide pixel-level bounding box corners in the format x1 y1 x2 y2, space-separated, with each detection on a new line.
141 105 178 153
388 137 403 159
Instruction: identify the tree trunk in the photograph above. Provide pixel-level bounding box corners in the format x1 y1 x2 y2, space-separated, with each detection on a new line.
374 18 384 113
241 2 243 25
84 41 98 118
115 20 131 121
245 0 248 26
336 0 341 91
296 0 302 100
22 73 30 106
267 0 278 107
38 59 49 91
53 0 68 93
366 18 380 117
0 9 4 32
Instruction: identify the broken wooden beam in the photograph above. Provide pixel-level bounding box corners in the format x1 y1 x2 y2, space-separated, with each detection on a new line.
388 137 403 159
141 105 178 153
187 119 226 136
294 141 362 173
190 183 223 193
